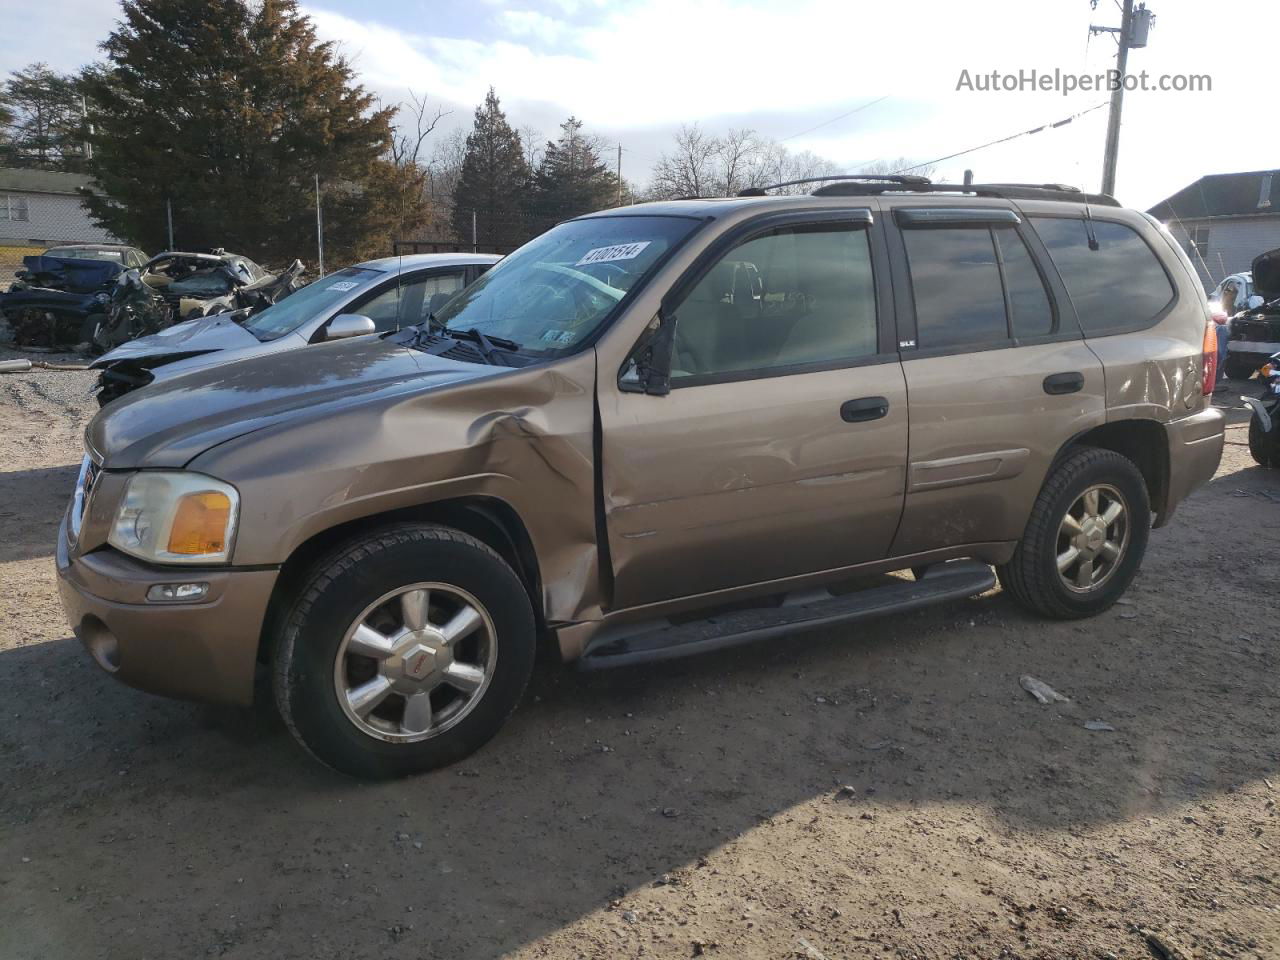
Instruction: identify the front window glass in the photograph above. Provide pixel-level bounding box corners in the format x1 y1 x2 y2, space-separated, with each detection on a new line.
431 216 699 353
242 266 384 341
671 223 878 379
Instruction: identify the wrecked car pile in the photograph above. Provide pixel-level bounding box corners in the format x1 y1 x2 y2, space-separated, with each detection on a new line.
0 247 304 352
1226 247 1280 378
90 250 304 353
1 250 131 348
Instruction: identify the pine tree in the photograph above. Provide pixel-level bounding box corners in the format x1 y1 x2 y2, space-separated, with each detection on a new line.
1 63 87 171
530 117 617 233
451 89 530 251
80 0 424 265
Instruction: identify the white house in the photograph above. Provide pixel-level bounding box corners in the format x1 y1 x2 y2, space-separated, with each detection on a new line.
0 167 119 249
1147 169 1280 292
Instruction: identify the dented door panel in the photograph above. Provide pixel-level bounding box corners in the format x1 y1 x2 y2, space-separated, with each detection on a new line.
599 363 909 609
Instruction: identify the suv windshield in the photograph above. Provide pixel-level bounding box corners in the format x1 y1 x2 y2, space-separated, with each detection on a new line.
431 215 699 353
243 266 383 341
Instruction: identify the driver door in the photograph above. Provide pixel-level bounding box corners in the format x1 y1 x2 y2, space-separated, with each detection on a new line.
598 213 909 610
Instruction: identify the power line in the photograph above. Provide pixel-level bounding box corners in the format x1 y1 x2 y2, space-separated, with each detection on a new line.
779 96 890 143
893 101 1108 174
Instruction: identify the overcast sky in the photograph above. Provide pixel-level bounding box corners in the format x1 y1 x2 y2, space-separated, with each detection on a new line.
6 0 1277 210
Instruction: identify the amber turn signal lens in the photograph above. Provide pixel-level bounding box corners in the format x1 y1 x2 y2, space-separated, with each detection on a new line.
166 491 232 555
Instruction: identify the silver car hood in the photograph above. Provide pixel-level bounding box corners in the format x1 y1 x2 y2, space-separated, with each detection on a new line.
91 313 262 367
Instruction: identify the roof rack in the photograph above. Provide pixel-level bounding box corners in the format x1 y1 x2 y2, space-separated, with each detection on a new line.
739 175 1119 207
737 174 931 197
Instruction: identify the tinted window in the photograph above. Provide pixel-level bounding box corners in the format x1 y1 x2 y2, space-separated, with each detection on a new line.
671 223 877 380
1031 218 1174 336
995 230 1054 337
904 228 1007 348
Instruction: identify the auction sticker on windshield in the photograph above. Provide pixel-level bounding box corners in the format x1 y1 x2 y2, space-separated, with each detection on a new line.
326 281 359 291
575 241 651 267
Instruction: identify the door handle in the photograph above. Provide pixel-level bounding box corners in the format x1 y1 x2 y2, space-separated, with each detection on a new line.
840 396 890 422
1043 372 1085 395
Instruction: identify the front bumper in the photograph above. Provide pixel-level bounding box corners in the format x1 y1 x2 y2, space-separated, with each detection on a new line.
56 513 278 706
1160 406 1225 525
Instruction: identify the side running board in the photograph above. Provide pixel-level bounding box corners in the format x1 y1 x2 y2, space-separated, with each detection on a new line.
578 560 995 671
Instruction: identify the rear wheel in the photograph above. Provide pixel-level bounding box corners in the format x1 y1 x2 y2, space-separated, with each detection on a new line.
998 447 1150 619
1249 415 1280 468
1224 356 1257 381
273 524 536 779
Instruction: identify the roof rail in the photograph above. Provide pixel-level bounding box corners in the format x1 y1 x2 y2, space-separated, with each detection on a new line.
809 180 1120 206
737 174 932 197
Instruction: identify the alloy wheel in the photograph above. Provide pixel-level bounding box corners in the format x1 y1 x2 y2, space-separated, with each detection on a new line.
1055 483 1130 593
333 582 497 742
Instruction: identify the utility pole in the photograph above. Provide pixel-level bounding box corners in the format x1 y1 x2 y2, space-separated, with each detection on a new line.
471 209 478 253
1092 0 1153 197
314 174 325 275
617 144 623 205
165 197 174 250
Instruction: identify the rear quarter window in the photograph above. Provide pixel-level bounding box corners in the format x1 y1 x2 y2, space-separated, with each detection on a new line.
1031 217 1174 336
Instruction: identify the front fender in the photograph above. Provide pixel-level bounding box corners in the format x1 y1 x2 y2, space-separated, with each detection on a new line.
191 350 604 624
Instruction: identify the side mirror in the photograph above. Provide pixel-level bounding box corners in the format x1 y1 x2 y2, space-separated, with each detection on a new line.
324 313 376 341
620 310 675 396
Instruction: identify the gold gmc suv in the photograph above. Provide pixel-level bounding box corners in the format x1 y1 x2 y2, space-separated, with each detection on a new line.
56 177 1225 778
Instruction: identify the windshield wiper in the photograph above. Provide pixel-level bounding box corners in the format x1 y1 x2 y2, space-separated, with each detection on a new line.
444 327 521 364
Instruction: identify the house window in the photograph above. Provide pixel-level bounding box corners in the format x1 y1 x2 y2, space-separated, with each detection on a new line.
1184 226 1208 261
1 195 30 222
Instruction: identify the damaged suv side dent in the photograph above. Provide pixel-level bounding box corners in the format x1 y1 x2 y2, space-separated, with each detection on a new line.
188 349 604 626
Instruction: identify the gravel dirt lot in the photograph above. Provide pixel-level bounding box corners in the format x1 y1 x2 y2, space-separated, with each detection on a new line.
1 347 1277 960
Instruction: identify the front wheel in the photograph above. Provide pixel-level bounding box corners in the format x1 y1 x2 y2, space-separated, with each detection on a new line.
1249 414 1280 468
273 524 536 779
998 447 1150 619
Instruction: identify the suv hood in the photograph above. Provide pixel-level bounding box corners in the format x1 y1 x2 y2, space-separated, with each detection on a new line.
86 338 497 469
91 312 260 367
1251 247 1280 302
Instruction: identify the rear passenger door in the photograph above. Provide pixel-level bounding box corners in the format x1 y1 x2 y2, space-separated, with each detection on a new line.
885 204 1106 555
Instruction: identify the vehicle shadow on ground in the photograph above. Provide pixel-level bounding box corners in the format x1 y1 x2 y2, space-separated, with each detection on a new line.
3 457 1277 960
0 464 77 564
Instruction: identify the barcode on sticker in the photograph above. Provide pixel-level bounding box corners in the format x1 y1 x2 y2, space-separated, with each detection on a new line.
575 241 651 267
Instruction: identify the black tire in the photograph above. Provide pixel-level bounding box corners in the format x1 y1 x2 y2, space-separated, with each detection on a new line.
1249 415 1280 468
997 447 1150 620
273 523 536 779
1224 357 1256 381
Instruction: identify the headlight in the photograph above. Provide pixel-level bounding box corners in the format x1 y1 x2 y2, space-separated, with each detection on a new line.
108 472 239 564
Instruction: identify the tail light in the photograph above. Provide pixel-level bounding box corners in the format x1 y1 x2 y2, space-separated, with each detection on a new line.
1201 321 1218 396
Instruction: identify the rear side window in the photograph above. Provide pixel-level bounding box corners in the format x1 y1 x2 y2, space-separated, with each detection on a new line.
902 226 1055 349
1031 218 1174 336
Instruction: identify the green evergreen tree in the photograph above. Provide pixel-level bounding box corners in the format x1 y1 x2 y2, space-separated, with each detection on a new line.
80 0 424 265
451 88 530 251
530 117 617 233
1 63 87 170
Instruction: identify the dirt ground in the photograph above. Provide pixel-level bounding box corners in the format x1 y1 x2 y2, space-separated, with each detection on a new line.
1 349 1277 960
